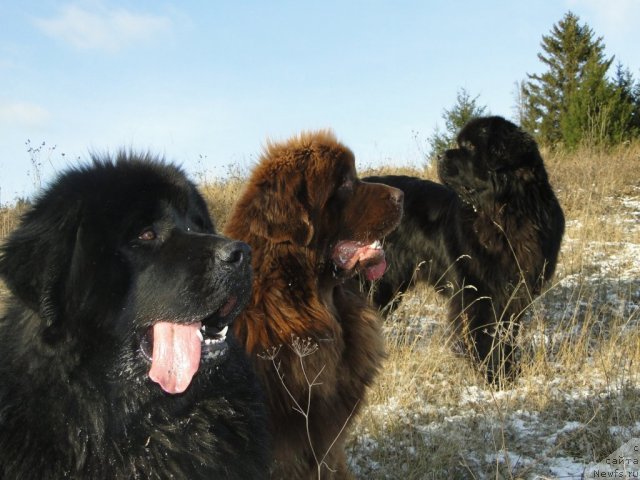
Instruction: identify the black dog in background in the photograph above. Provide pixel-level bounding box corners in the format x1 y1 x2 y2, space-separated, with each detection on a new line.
366 116 564 384
0 155 269 479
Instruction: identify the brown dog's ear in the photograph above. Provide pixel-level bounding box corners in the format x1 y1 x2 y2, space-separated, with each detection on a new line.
241 175 314 246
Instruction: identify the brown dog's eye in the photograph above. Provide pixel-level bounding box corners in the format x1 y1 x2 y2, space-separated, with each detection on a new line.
138 229 156 241
339 179 354 192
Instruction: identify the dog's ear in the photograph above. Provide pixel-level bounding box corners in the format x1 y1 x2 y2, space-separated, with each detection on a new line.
65 223 129 323
0 202 81 334
0 205 126 342
241 174 314 246
484 117 542 170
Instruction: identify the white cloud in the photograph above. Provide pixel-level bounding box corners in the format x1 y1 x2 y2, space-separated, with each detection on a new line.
33 3 172 52
0 102 51 127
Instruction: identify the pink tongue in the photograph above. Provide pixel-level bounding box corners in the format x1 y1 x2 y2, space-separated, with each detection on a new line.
332 240 387 280
148 321 202 394
365 258 387 281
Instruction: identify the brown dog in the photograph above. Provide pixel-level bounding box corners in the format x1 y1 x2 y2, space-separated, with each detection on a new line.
225 131 403 479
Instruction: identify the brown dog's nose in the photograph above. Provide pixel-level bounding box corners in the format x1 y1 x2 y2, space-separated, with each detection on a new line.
388 187 404 206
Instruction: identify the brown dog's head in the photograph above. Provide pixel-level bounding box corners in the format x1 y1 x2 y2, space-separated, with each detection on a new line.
226 130 403 281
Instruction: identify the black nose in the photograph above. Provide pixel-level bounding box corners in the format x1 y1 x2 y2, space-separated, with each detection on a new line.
216 240 251 265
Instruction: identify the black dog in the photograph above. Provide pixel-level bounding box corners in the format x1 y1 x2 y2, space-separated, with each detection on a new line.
0 154 270 479
366 116 565 384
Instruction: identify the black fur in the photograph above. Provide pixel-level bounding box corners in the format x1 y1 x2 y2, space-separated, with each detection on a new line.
0 154 270 479
366 116 565 384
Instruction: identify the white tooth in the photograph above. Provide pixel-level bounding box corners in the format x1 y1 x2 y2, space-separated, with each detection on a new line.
196 329 204 342
370 240 382 249
219 325 228 338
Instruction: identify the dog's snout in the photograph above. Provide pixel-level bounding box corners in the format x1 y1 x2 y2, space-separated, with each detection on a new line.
216 240 251 265
388 187 404 206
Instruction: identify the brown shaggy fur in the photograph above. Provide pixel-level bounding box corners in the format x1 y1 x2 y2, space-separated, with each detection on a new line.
224 131 403 479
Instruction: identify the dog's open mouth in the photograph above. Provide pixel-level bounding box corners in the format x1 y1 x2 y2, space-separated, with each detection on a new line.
141 296 238 395
331 240 387 281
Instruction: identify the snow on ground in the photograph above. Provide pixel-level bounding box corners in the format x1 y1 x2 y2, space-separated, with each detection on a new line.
349 373 640 478
349 370 640 478
347 193 640 479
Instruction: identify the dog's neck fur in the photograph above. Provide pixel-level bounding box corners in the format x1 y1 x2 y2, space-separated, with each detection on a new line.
232 238 344 354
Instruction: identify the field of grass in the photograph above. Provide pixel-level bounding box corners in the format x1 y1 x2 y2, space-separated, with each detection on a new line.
1 143 639 479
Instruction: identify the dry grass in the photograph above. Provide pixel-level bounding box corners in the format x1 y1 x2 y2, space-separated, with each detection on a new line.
198 176 247 232
0 201 29 240
1 143 640 478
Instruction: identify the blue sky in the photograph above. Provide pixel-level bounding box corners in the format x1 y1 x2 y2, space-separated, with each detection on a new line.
1 0 639 203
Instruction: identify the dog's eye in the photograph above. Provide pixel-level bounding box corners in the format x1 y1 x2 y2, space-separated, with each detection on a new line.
192 215 207 231
138 229 156 241
459 141 476 155
339 179 354 192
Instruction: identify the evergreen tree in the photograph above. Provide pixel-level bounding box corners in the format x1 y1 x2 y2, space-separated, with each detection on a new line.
561 55 612 147
427 88 487 160
562 60 640 148
613 63 640 134
521 11 609 145
634 78 640 133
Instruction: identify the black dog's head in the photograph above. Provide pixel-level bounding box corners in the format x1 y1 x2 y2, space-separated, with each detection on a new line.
438 116 546 208
0 153 251 395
